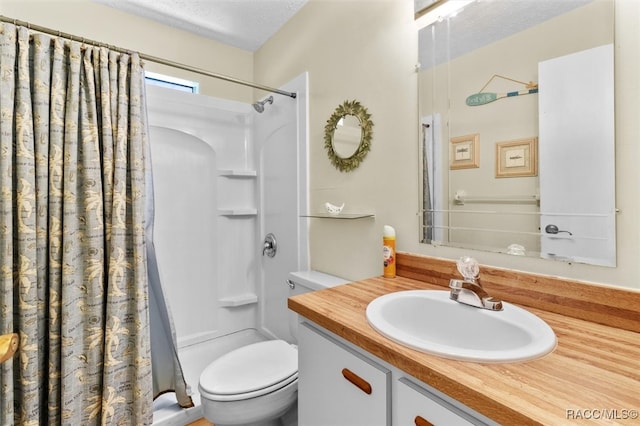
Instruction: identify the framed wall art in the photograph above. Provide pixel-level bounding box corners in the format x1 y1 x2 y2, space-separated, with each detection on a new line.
495 137 538 178
449 133 480 170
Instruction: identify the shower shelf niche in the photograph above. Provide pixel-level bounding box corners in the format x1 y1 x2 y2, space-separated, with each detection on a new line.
218 169 257 177
218 168 257 217
218 208 258 217
219 293 258 307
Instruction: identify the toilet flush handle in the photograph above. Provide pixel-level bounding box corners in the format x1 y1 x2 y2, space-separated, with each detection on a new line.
545 224 573 236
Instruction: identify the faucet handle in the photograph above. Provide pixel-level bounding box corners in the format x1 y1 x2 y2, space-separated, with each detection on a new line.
456 256 479 281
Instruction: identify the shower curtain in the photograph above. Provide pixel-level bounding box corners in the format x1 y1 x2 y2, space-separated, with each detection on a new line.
422 123 434 242
0 22 189 424
145 131 193 409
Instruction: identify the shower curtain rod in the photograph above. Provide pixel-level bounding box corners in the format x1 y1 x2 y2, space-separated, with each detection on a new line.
0 15 297 99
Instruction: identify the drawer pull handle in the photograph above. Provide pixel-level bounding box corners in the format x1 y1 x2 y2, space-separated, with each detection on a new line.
414 416 434 426
341 368 372 394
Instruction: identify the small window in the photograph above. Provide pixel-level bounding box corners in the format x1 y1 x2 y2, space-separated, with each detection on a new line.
145 71 199 93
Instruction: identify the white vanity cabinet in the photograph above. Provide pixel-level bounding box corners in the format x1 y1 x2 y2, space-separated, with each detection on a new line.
298 322 391 426
298 321 498 426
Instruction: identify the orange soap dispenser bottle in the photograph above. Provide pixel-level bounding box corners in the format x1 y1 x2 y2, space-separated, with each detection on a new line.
383 225 396 278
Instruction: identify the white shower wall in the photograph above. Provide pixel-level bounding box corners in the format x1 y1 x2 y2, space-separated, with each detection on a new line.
257 73 309 342
147 85 258 348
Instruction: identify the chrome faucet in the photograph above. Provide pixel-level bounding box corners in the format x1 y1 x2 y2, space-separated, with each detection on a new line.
449 256 503 311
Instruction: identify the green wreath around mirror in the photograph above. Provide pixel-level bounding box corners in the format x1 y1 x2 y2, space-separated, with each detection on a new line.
324 100 373 172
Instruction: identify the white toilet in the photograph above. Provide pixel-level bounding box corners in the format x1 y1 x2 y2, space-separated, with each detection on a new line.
198 271 349 426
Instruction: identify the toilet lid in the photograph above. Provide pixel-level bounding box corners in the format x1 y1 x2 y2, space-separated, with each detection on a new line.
199 340 298 396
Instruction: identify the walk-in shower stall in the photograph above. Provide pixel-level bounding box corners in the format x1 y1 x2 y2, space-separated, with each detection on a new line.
146 73 309 425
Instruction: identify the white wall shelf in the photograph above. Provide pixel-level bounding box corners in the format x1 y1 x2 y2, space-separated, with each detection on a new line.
218 293 259 307
302 213 375 219
218 169 257 177
218 208 258 216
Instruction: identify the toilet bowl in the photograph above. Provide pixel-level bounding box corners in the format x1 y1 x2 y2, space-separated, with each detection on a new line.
199 339 298 426
199 271 349 426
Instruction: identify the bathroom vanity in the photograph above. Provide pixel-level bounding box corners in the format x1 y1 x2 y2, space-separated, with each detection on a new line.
298 320 497 425
289 253 640 425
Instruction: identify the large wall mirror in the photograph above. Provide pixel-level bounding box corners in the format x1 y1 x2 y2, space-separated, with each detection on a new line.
417 0 616 267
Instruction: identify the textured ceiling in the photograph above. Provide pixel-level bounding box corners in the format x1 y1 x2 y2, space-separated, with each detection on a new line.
93 0 308 52
419 0 594 70
93 0 594 58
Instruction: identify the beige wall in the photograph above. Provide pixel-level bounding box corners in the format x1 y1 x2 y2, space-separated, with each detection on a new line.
0 0 254 101
255 0 419 281
2 0 638 289
256 0 640 290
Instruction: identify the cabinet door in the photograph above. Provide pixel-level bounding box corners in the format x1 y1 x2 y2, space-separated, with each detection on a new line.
298 322 390 426
395 378 495 426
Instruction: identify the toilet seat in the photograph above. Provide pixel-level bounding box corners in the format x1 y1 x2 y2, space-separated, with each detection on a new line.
199 340 298 402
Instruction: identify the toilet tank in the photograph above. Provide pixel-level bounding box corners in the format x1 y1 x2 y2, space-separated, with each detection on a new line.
287 271 349 343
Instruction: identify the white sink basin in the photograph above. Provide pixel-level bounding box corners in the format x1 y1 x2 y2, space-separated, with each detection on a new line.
366 290 556 363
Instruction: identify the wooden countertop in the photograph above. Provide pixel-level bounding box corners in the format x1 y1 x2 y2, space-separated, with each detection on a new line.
288 275 640 425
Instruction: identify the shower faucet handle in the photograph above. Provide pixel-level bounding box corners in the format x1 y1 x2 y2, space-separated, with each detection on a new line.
263 233 277 258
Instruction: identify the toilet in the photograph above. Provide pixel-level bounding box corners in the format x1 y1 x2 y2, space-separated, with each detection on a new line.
198 270 349 426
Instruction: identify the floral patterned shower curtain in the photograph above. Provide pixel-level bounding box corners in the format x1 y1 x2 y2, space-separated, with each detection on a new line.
0 23 152 425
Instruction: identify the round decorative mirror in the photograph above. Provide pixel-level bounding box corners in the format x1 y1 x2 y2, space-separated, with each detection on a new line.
324 100 373 172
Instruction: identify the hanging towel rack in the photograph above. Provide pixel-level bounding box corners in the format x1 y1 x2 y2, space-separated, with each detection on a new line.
466 74 537 106
0 15 297 99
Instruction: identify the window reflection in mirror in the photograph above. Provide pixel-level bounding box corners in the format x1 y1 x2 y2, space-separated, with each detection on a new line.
418 0 616 267
333 115 362 158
